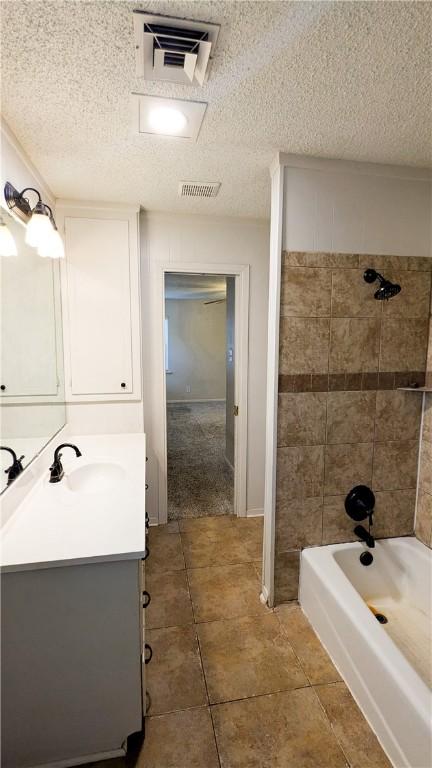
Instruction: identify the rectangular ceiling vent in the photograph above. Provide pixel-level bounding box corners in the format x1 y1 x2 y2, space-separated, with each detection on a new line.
178 181 221 199
133 12 220 86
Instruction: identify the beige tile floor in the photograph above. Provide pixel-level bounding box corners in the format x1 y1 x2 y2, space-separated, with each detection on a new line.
94 515 392 768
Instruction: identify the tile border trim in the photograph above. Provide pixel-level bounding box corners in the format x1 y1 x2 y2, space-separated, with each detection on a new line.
278 371 426 393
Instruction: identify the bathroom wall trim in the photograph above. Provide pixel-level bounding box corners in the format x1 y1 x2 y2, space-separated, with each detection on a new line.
1 119 55 208
262 162 284 608
273 151 432 181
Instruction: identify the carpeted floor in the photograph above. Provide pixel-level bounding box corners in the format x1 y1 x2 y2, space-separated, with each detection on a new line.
167 401 234 520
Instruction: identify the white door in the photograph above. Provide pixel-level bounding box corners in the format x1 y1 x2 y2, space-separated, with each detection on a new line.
65 217 133 396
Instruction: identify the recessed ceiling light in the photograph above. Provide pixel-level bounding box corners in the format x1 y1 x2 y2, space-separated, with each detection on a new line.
132 94 207 141
148 106 187 135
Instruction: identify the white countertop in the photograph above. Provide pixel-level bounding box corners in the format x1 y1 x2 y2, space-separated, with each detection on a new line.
0 433 146 572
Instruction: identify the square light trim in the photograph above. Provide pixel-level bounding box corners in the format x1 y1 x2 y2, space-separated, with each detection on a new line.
132 94 207 141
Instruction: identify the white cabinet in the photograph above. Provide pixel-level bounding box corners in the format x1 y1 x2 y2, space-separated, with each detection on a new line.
58 204 141 401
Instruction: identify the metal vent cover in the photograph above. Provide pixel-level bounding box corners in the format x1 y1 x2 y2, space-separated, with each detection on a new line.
178 181 221 199
133 12 220 86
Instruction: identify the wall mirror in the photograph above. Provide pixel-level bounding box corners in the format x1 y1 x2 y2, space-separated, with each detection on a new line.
0 208 65 492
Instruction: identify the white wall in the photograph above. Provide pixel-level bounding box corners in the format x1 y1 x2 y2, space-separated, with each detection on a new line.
282 158 431 256
165 298 226 401
141 212 270 521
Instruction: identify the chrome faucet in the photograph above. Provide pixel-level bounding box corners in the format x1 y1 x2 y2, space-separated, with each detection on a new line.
1 446 24 485
49 443 82 483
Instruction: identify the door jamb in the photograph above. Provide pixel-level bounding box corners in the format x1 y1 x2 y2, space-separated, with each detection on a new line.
157 262 250 524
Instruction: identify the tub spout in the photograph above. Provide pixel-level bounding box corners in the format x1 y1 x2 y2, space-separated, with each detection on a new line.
354 524 375 548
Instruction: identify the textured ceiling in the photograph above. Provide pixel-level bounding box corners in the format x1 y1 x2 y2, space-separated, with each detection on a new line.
2 1 431 219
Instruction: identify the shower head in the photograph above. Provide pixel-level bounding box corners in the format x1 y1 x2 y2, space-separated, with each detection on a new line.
363 268 401 301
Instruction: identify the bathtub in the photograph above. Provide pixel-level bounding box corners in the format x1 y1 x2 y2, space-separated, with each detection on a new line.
299 537 432 768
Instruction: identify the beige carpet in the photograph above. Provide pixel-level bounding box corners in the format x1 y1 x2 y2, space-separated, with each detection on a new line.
167 402 234 520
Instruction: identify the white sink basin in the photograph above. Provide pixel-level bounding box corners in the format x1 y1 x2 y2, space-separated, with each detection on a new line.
64 462 126 493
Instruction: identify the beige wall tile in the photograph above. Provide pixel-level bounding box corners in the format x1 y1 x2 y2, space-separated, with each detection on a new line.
277 445 324 502
284 251 359 269
278 392 327 446
374 490 416 537
375 390 422 442
326 391 376 444
423 393 432 444
331 269 381 318
276 497 323 549
373 440 419 491
379 317 429 371
357 254 431 272
415 492 432 547
279 317 330 374
323 490 416 543
274 550 300 602
323 496 360 544
419 439 432 495
281 267 331 317
427 319 432 371
382 270 431 318
329 318 380 373
324 443 373 496
315 682 392 768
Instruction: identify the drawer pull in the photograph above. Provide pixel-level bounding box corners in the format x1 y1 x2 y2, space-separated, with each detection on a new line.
144 643 153 664
145 483 149 490
142 546 150 561
143 590 151 608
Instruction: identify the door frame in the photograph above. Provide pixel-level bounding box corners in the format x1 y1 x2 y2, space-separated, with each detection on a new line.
156 262 250 524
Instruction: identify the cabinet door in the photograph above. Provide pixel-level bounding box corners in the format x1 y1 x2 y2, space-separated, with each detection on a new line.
65 217 133 396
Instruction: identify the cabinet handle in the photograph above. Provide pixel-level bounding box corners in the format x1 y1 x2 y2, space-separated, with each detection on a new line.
144 643 153 664
145 483 149 490
142 590 151 608
0 385 6 391
121 382 126 388
142 546 150 561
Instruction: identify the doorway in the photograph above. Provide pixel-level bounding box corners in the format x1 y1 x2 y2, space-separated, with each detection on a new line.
157 263 249 524
165 273 232 520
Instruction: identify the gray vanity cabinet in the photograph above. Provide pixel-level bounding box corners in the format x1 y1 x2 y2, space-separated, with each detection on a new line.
1 557 145 768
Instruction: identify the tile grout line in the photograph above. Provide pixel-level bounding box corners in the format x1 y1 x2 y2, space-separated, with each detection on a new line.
309 684 352 768
181 524 222 766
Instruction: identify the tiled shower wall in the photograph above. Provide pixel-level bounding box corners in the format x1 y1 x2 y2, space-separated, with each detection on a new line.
415 314 432 547
275 252 432 602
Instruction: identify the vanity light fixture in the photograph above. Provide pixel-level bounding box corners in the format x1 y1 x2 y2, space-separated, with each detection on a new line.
4 182 64 258
0 214 17 257
25 200 53 248
37 205 65 259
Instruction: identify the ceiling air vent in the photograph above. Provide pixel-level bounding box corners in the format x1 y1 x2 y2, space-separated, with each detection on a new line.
179 181 221 199
133 12 220 86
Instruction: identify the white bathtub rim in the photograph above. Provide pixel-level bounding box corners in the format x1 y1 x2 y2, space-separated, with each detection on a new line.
300 572 410 768
300 538 431 716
